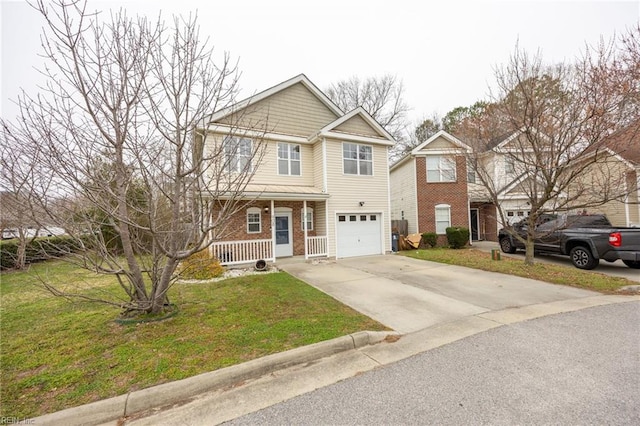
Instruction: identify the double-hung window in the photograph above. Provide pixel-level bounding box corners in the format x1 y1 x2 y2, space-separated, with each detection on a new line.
504 157 515 174
435 204 451 234
343 143 373 176
426 156 456 182
225 137 252 173
278 143 301 176
247 207 261 233
301 208 314 231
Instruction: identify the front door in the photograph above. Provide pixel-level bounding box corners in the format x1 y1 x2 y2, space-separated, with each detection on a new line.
470 208 479 241
275 212 293 257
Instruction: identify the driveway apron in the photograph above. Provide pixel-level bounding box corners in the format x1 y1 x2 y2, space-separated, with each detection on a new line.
278 255 598 333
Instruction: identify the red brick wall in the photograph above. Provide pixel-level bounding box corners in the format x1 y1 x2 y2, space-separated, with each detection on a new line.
415 156 470 244
212 200 316 256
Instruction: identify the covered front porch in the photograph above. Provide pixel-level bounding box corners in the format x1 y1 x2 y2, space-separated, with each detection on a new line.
209 191 330 266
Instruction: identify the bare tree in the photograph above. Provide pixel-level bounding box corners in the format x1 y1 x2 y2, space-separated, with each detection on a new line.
462 39 637 265
2 0 266 315
325 74 410 144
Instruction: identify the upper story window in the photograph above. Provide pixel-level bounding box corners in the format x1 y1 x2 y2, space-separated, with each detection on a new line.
504 156 515 174
343 143 373 176
247 207 261 233
278 143 301 176
224 137 252 173
426 156 456 182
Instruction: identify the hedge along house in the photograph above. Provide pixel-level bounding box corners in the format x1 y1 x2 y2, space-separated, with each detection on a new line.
389 130 473 245
197 74 395 265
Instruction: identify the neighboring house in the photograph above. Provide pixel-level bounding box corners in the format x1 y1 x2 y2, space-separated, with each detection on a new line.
389 130 472 243
198 74 394 265
567 121 640 227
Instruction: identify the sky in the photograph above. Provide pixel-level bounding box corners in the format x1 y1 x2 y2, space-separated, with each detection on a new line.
1 0 639 127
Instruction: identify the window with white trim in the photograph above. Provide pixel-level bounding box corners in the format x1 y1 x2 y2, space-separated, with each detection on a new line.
247 207 261 233
343 143 373 175
278 143 301 176
435 204 451 234
224 137 252 173
505 156 515 174
301 208 314 231
426 156 456 182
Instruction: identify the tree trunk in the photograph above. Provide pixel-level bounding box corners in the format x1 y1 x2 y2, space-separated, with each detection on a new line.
524 237 535 266
150 258 177 314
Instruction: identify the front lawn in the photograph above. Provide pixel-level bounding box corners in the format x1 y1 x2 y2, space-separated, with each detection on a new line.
0 261 386 418
402 248 636 293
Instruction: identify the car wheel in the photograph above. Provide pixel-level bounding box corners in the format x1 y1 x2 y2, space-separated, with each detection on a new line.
500 238 516 254
569 246 599 270
622 260 640 269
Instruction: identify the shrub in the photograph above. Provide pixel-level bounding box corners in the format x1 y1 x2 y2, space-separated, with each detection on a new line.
0 236 83 270
445 227 470 249
421 232 438 248
177 249 224 280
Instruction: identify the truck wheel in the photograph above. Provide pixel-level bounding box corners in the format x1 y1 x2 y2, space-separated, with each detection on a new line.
500 238 516 254
622 260 640 269
570 246 599 270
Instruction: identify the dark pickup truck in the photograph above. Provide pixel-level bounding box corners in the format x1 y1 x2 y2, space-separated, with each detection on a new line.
498 214 640 270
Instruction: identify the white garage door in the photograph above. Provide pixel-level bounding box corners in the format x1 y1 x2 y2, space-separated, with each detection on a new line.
336 213 382 258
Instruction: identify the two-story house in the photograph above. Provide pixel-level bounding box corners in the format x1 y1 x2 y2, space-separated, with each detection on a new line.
566 120 640 227
389 130 472 244
198 74 394 265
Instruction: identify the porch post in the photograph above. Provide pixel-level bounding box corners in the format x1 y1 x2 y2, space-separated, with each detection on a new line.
270 199 275 261
303 200 308 259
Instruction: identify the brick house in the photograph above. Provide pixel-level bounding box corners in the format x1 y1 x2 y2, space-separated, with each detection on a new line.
390 130 472 244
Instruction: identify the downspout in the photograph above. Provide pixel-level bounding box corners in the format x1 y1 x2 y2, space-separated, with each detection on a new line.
323 137 330 255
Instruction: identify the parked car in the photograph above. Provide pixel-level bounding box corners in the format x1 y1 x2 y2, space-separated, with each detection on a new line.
498 214 640 270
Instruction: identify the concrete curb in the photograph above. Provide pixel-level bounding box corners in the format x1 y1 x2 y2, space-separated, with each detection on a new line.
32 330 398 426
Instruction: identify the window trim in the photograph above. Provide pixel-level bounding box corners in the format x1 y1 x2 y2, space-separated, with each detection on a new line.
246 207 261 234
435 204 451 235
301 208 314 231
426 156 456 183
225 136 253 173
277 142 302 176
342 142 374 176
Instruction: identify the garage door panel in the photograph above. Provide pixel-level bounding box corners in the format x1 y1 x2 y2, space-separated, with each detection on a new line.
337 213 382 258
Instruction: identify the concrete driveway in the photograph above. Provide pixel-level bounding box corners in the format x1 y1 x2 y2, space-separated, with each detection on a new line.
278 254 597 333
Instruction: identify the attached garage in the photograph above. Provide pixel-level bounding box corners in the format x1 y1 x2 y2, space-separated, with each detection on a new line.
336 213 383 258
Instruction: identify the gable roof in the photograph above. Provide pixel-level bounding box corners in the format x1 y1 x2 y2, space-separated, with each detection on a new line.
591 119 640 166
410 130 471 155
309 107 395 145
206 74 343 125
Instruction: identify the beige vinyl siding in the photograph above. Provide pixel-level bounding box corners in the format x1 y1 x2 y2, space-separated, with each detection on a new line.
324 138 391 257
333 115 383 137
314 201 327 236
217 83 338 137
418 135 457 151
251 140 315 186
203 133 316 187
389 159 418 234
312 141 325 191
594 200 627 226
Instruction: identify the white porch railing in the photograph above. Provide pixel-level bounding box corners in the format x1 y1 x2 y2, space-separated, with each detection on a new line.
210 239 274 266
306 236 328 258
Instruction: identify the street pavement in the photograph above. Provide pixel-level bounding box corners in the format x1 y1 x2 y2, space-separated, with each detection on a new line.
228 301 640 425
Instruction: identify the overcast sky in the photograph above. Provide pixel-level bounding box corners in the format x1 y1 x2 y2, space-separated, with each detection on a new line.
1 0 638 127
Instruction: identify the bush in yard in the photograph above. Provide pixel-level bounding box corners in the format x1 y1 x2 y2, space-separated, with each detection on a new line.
0 236 82 270
177 249 225 280
446 227 470 249
422 232 438 248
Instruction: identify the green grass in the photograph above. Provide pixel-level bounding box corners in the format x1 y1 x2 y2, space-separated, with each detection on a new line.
0 261 387 418
402 247 637 293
